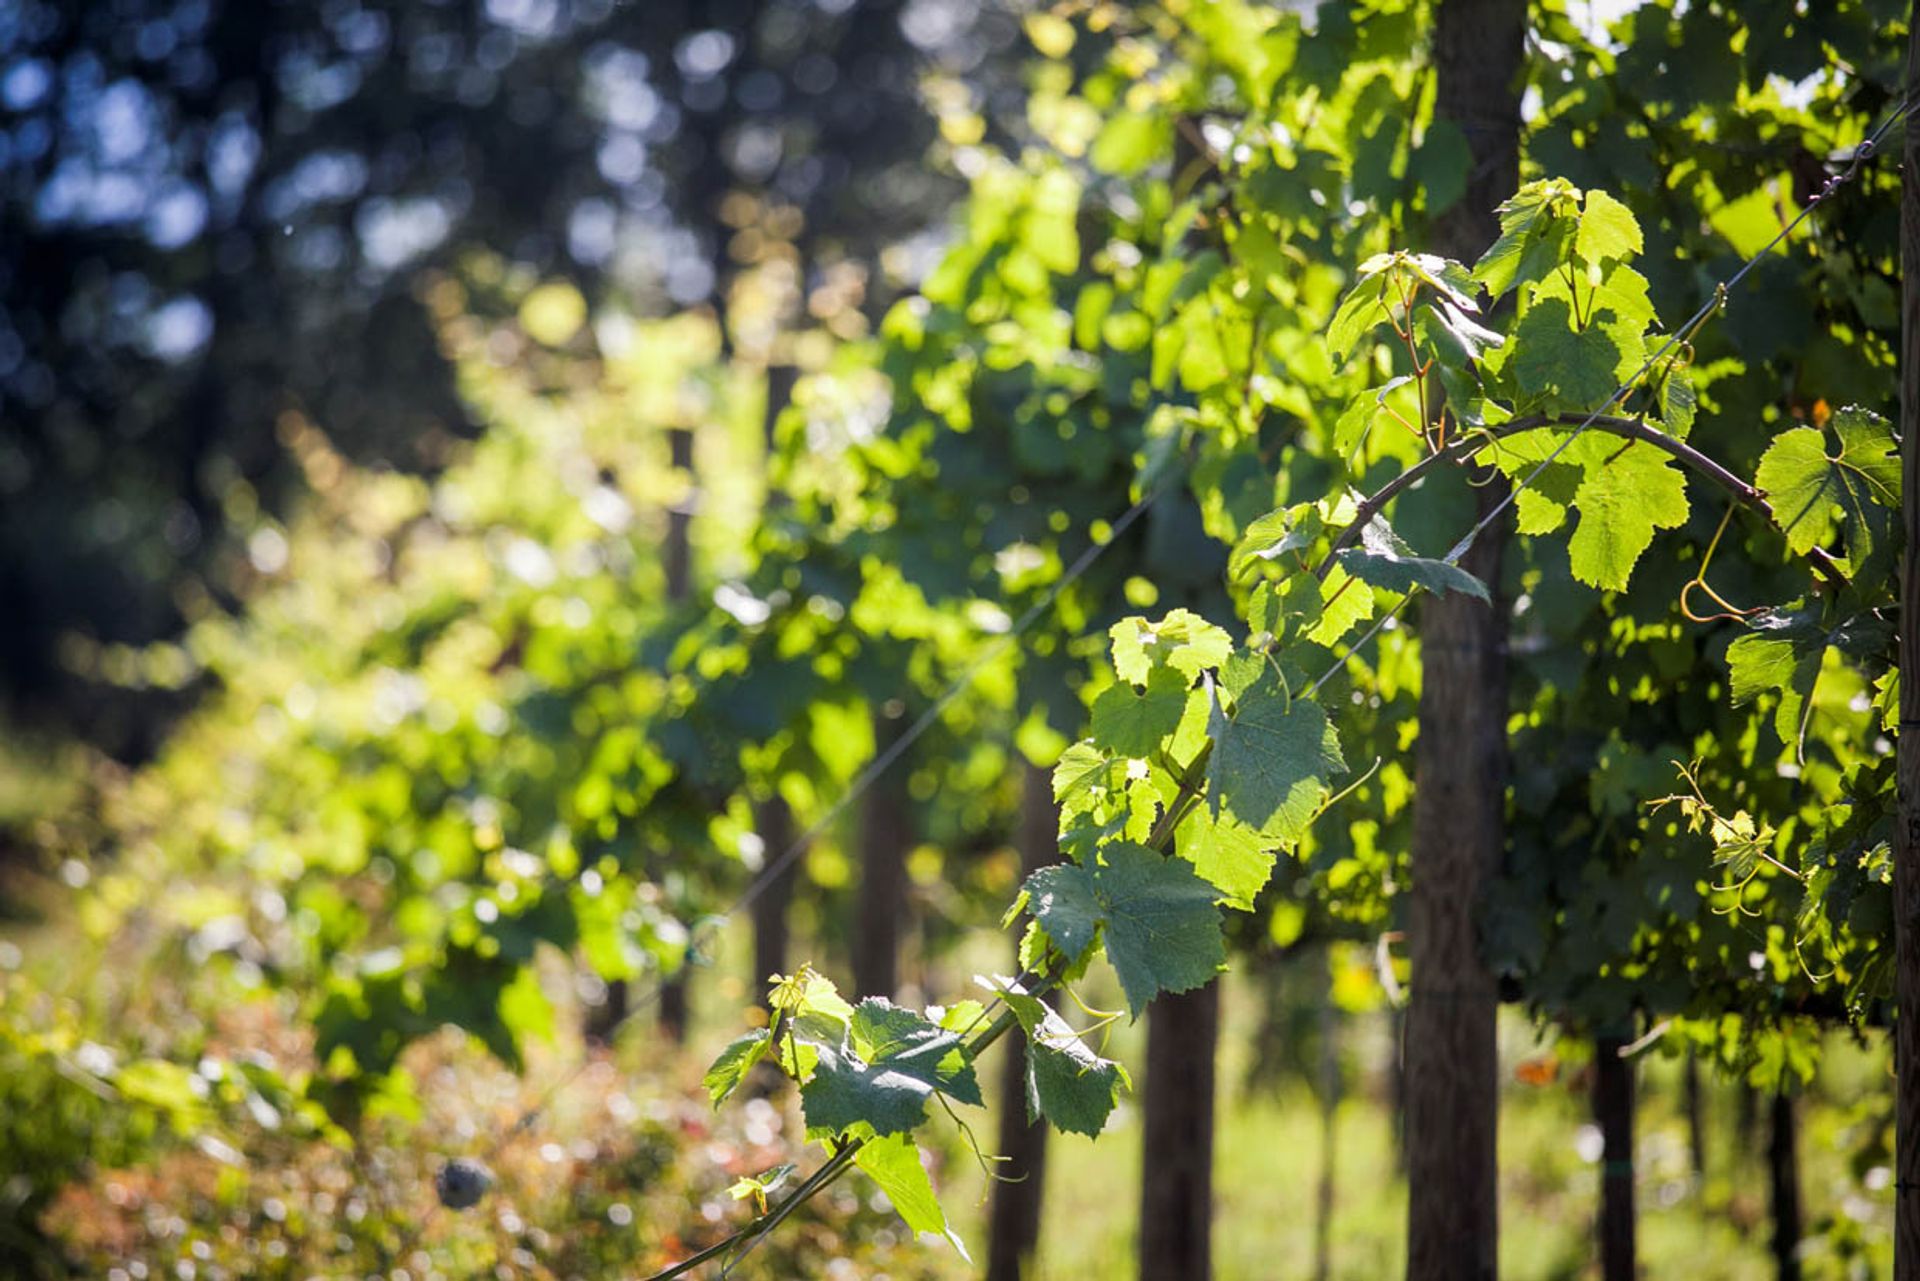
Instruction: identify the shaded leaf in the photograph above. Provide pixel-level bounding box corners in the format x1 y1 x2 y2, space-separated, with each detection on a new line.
1024 842 1225 1016
1205 668 1346 843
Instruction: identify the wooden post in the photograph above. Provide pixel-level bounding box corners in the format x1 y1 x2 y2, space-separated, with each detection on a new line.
986 761 1057 1281
655 424 697 1042
1593 1037 1636 1281
1769 1090 1803 1281
852 707 909 999
1138 113 1223 1281
1683 1052 1707 1187
750 794 796 1003
1899 4 1920 1274
1312 971 1343 1281
1139 980 1219 1279
1405 2 1525 1278
749 365 802 1006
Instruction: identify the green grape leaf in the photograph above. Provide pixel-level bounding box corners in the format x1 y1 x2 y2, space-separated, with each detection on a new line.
848 998 983 1106
1110 611 1234 683
1206 668 1346 844
1091 667 1194 758
769 969 857 1045
1422 298 1504 364
994 983 1127 1138
1327 270 1392 362
1473 179 1576 297
849 998 983 1106
1726 607 1827 751
1657 364 1697 437
1335 515 1490 602
854 1132 971 1261
1397 253 1479 313
801 1042 938 1136
799 1001 982 1138
1575 189 1643 266
1175 802 1276 910
1304 564 1375 646
1230 506 1324 578
704 1032 771 1108
1053 741 1121 821
932 999 987 1034
1567 442 1690 590
1024 842 1225 1016
1754 408 1899 568
1511 298 1632 411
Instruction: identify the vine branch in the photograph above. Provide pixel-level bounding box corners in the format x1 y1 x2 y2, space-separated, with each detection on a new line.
1313 411 1849 587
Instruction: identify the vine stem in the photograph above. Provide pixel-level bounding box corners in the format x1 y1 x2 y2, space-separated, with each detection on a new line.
1313 411 1850 587
641 976 1051 1281
648 773 1220 1280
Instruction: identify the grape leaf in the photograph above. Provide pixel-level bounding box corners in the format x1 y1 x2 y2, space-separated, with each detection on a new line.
704 1032 770 1108
1575 189 1643 266
1567 442 1689 590
1024 841 1225 1016
1205 668 1346 843
1305 563 1376 646
1110 610 1234 683
849 998 982 1106
1473 179 1575 297
1755 408 1899 569
1335 515 1490 602
1727 607 1827 752
1052 741 1120 819
1327 270 1392 361
994 983 1127 1138
855 1132 972 1261
1090 666 1192 758
1175 802 1276 909
801 1042 940 1136
769 969 857 1045
800 1002 982 1137
1511 298 1632 412
1229 505 1323 578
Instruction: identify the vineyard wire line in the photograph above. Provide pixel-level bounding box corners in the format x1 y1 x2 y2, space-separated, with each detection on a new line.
1309 85 1919 698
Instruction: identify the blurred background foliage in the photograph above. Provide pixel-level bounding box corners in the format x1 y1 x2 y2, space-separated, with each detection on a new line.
0 0 1022 753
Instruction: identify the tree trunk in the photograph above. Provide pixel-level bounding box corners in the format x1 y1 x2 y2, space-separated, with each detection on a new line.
1683 1052 1707 1187
1404 4 1524 1280
986 761 1058 1281
654 423 698 1043
1768 1091 1803 1281
762 364 799 510
748 362 803 1009
1736 1081 1759 1156
1896 10 1920 1275
1139 980 1218 1280
1593 1037 1635 1281
1390 1003 1408 1175
588 424 700 1045
750 795 797 1002
1312 979 1342 1281
852 708 910 999
1135 107 1224 1281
